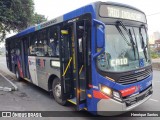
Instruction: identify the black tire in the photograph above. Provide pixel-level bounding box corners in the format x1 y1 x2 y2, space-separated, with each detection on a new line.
52 78 67 106
15 66 22 81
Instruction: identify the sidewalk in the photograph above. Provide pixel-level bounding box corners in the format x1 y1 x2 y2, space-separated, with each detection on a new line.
152 58 160 63
152 63 160 71
152 58 160 71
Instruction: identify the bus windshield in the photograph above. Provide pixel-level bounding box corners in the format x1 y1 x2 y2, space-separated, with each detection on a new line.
97 24 151 72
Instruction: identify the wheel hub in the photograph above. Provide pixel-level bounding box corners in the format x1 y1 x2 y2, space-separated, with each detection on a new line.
54 83 61 98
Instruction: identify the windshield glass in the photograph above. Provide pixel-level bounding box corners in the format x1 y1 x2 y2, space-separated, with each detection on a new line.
97 25 151 72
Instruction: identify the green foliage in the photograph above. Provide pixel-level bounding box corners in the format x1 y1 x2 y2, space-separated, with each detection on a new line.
150 50 160 59
0 0 47 41
151 53 159 59
32 12 47 25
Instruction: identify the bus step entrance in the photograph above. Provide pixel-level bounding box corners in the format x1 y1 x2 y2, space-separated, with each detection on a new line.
68 97 86 110
68 97 77 105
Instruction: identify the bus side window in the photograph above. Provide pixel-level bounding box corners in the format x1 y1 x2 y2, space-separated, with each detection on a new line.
48 27 59 57
29 34 38 56
29 30 49 57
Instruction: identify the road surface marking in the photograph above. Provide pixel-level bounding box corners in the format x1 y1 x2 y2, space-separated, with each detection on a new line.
0 73 18 90
149 99 159 102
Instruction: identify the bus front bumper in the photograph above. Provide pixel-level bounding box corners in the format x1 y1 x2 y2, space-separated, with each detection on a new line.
97 86 153 116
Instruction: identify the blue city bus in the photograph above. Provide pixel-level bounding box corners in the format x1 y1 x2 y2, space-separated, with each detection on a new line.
5 1 153 116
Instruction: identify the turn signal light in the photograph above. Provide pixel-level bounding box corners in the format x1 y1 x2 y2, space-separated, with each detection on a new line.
87 94 92 98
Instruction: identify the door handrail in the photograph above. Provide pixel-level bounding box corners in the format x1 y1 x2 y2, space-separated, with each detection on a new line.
62 57 72 77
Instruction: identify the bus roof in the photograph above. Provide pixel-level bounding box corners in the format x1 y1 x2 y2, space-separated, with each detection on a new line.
6 1 145 40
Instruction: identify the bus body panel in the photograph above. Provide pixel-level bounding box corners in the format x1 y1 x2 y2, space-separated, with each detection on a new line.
28 56 60 91
97 92 152 116
113 76 152 93
88 71 152 115
36 57 60 91
28 56 38 85
5 1 153 116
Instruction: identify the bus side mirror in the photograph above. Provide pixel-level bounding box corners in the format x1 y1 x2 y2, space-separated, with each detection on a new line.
93 19 105 59
97 25 105 48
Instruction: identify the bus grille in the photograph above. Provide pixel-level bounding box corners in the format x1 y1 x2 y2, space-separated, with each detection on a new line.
118 69 152 85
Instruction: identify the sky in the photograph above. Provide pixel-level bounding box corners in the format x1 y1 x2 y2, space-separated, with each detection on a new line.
34 0 160 35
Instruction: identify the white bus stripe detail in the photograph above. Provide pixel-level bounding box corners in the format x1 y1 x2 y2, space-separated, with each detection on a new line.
28 56 38 86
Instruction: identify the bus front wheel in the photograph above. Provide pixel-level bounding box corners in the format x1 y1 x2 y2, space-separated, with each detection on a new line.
52 78 67 106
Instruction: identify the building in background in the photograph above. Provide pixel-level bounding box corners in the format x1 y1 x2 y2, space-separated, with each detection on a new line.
149 31 160 44
155 39 160 54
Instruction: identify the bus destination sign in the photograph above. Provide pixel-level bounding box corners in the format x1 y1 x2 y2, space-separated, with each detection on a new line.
99 5 147 23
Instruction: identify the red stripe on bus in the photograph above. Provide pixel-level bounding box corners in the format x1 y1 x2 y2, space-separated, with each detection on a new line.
93 90 110 99
88 84 93 88
120 86 136 97
17 61 23 78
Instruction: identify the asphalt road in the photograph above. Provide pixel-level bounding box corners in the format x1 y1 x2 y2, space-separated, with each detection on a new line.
0 56 160 120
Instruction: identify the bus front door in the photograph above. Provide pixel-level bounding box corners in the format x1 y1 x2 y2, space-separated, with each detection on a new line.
60 24 74 101
74 21 89 110
60 20 90 110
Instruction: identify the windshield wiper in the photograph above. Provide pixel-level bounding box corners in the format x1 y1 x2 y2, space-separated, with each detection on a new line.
139 26 148 61
128 29 136 60
116 21 136 60
115 23 131 46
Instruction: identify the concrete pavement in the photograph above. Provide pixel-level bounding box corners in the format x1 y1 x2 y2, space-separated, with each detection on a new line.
152 58 160 70
0 72 17 91
0 74 12 90
0 56 18 91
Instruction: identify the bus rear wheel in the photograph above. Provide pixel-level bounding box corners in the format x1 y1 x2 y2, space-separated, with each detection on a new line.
15 67 22 81
52 78 67 106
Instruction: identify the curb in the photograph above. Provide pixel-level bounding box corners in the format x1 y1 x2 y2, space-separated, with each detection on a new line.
0 86 15 92
0 73 18 91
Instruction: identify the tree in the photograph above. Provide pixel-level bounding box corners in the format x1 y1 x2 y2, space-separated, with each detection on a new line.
0 0 47 41
32 12 47 25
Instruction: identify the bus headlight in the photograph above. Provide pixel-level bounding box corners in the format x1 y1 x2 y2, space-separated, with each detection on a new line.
100 84 122 102
100 84 112 97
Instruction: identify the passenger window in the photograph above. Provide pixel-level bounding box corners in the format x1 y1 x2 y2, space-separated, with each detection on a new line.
29 27 60 57
36 30 49 57
29 34 38 56
48 27 59 57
